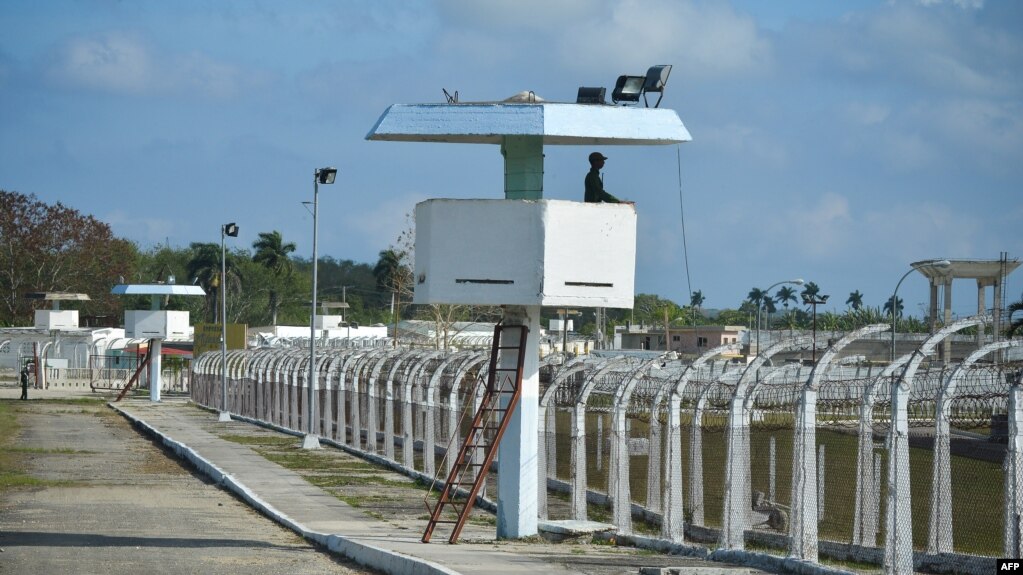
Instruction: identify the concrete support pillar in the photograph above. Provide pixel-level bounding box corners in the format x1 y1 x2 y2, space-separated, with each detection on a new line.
662 394 685 543
609 405 633 533
496 305 539 539
789 388 819 561
501 136 543 200
929 280 940 334
720 395 750 550
943 279 953 362
646 410 663 513
977 281 987 350
689 401 706 526
995 278 1004 346
1006 380 1023 556
885 383 914 574
570 396 589 521
150 339 162 402
853 399 879 547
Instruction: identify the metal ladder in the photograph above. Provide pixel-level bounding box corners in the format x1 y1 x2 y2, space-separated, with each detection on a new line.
114 340 154 402
422 323 528 543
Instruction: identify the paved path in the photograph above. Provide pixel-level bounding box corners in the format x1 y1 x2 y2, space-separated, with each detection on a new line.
0 396 373 575
113 399 594 575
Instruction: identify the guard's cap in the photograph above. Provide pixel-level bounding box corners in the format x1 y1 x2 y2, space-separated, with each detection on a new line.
588 152 607 163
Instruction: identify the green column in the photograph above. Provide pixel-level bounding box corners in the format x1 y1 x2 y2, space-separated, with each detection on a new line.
501 136 544 200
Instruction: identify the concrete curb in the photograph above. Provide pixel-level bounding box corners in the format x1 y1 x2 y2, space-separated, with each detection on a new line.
110 403 462 575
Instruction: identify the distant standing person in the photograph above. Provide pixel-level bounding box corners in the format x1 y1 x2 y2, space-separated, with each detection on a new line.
20 366 29 400
585 152 632 204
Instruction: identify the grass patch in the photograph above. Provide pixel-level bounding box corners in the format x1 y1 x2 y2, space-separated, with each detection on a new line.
219 434 299 447
307 474 416 489
257 450 347 471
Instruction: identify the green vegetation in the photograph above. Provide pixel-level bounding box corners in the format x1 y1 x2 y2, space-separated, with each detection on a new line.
550 410 1003 557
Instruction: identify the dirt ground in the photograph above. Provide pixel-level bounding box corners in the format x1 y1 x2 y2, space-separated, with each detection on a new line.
0 397 378 575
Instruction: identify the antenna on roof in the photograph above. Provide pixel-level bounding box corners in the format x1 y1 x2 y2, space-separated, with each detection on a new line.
443 88 458 104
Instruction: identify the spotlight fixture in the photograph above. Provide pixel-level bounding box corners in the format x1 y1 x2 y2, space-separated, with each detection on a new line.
224 222 239 237
576 86 606 105
316 167 337 185
610 64 673 108
641 65 672 108
611 75 645 104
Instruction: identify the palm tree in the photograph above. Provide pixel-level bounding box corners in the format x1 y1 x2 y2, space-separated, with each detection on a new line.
747 287 768 308
776 286 797 335
186 242 242 322
763 297 777 330
252 230 296 326
690 290 705 325
846 290 864 311
374 249 413 345
883 295 904 319
800 281 821 301
776 286 798 309
1007 295 1023 338
690 290 705 310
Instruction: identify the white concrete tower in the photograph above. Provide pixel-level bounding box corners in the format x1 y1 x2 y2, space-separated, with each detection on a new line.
368 93 690 538
112 284 205 402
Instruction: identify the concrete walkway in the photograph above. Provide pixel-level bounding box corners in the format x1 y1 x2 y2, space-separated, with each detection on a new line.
114 399 541 575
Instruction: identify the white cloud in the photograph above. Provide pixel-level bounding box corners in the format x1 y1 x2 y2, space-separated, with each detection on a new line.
560 0 772 79
699 122 789 168
46 32 250 99
768 193 853 258
50 33 153 94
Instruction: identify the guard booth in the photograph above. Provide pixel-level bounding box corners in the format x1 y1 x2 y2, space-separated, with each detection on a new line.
111 283 205 401
368 82 690 540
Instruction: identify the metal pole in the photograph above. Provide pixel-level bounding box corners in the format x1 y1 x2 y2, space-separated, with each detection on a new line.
219 225 230 421
306 172 320 447
890 268 915 363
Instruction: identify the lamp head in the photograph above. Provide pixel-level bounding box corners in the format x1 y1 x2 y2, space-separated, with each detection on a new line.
316 167 338 185
793 278 805 285
224 222 239 237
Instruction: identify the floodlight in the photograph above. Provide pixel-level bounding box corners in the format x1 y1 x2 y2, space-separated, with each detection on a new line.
642 65 672 108
611 75 645 104
224 222 239 237
576 87 606 105
316 167 337 185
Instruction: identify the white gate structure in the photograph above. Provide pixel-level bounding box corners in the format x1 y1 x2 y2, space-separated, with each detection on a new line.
192 320 1022 575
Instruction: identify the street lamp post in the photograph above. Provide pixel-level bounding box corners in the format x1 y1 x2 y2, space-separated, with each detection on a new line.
304 167 337 450
802 293 829 364
219 222 238 423
557 309 581 355
889 259 951 362
755 279 804 358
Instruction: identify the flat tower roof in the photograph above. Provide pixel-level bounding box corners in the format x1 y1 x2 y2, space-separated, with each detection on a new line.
912 258 1020 280
366 102 691 145
24 292 90 301
111 284 206 296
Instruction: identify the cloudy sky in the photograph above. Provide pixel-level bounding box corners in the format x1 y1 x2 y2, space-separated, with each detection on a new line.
1 0 1020 317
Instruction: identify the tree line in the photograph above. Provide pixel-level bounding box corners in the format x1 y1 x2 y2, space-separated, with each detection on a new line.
2 189 1021 339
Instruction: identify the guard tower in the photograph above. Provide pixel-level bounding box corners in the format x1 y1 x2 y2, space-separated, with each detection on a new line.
26 292 91 329
111 283 205 402
368 89 690 539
